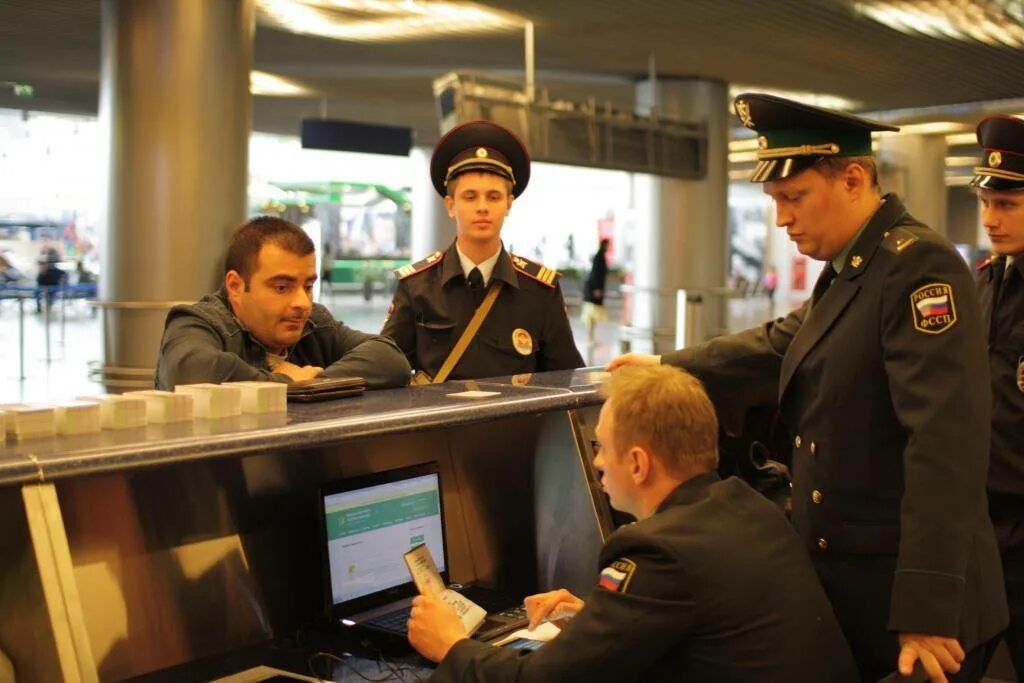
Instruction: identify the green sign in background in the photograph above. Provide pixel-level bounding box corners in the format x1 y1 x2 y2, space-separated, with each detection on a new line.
326 490 439 541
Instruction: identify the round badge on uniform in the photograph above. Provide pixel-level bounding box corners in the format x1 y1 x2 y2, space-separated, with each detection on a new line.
512 328 533 356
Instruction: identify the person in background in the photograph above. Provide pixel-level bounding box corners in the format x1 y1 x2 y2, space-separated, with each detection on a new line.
971 114 1024 677
408 365 857 682
155 216 410 390
582 238 610 353
608 93 1007 682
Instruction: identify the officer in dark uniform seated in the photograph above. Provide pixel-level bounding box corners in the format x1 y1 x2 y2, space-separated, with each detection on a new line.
381 120 583 382
972 114 1024 676
407 365 856 682
609 93 1008 682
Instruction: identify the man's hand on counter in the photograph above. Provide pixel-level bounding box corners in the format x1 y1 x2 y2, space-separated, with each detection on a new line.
274 362 324 382
606 353 661 372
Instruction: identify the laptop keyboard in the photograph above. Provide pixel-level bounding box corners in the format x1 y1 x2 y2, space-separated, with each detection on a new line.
365 605 412 634
363 603 529 637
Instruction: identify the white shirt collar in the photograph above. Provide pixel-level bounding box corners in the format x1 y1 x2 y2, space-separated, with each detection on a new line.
455 243 502 285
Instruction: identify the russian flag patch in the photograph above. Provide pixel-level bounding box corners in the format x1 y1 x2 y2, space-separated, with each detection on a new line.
911 282 957 335
597 558 637 593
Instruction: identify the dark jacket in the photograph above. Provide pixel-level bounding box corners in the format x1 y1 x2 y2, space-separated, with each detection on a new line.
583 249 608 305
380 242 583 380
155 289 410 390
977 255 1024 499
662 195 1007 672
433 473 856 683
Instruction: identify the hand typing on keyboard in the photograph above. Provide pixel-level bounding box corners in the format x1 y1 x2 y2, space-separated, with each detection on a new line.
524 589 584 630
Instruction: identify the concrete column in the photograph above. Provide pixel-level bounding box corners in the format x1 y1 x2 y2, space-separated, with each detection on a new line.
630 78 729 353
99 0 253 385
876 134 948 235
410 145 456 257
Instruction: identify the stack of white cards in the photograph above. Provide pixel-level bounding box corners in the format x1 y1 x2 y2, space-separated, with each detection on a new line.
0 404 58 441
54 401 102 435
174 383 242 419
125 390 194 424
76 394 148 430
225 381 287 414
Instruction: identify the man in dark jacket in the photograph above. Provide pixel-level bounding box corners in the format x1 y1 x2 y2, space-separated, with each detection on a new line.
407 365 857 683
155 216 410 390
609 94 1008 681
972 114 1024 674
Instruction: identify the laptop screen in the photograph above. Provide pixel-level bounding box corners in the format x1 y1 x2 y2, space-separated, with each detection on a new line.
322 463 447 607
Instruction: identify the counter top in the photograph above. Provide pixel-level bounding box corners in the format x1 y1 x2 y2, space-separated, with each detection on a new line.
0 368 607 486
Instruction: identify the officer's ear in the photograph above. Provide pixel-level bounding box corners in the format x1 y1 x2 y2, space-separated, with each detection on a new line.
444 194 456 219
628 446 652 485
842 162 869 199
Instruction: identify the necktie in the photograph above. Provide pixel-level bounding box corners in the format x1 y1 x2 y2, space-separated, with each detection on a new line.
811 263 837 307
467 267 485 306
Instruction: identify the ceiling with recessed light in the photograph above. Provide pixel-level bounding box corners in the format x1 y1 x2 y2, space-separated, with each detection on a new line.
0 0 1021 151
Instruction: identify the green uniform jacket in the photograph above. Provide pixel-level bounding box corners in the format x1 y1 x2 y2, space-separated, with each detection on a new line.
433 474 858 683
380 242 583 381
154 289 410 390
662 195 1007 660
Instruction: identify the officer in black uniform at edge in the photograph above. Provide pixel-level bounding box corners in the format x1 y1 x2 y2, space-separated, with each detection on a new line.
972 114 1024 677
380 120 584 382
609 93 1008 682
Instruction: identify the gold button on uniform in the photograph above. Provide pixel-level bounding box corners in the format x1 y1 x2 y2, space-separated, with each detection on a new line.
812 490 823 504
810 441 817 456
817 538 829 551
794 435 802 448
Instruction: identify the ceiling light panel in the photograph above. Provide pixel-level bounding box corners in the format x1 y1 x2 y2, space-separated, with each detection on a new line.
854 0 1024 48
256 0 524 42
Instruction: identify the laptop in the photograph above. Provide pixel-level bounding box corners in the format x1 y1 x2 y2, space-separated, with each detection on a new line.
319 462 529 644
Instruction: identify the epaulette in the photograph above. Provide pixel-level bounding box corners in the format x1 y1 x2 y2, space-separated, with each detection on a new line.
880 227 919 255
976 256 993 272
394 250 444 280
510 253 559 288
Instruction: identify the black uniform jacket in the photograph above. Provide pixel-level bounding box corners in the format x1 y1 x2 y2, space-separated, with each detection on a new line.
380 243 583 380
662 195 1007 645
432 473 857 683
978 256 1024 497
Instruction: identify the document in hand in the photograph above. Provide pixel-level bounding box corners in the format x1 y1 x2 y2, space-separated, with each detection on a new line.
403 543 487 635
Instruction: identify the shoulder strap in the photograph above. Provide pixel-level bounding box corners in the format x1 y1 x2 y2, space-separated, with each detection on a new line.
432 281 503 384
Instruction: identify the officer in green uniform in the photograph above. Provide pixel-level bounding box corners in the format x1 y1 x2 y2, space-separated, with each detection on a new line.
609 94 1007 682
381 120 583 381
972 114 1024 675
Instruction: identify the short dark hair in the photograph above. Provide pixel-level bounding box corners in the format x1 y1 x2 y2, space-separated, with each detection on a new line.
224 216 314 285
814 155 879 189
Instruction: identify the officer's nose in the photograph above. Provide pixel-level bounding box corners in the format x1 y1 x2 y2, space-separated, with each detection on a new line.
981 204 998 231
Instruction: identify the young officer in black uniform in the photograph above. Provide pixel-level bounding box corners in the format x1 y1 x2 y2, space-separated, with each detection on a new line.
609 94 1008 682
972 114 1024 675
380 120 583 381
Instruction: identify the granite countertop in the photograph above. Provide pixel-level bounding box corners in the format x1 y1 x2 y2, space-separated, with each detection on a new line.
0 368 608 486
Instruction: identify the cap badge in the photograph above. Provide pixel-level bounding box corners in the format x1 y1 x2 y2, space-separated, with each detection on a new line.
989 151 1002 168
736 100 754 128
475 147 489 158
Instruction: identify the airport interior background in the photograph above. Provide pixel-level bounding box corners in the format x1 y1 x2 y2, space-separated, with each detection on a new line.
1 2 1023 682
